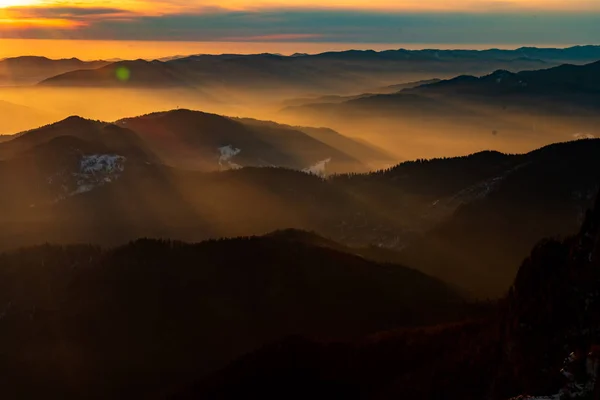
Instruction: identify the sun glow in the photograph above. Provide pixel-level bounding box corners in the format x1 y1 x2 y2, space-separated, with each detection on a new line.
0 0 41 7
0 17 79 27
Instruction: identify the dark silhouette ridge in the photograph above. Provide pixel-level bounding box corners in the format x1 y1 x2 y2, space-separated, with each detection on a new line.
0 232 472 399
173 190 600 400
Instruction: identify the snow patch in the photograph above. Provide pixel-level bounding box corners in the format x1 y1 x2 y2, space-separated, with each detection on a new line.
70 154 126 196
302 158 331 177
218 145 242 170
80 154 125 175
573 133 595 140
47 154 127 202
511 350 599 400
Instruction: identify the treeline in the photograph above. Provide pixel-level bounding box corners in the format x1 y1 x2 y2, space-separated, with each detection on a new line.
0 233 475 399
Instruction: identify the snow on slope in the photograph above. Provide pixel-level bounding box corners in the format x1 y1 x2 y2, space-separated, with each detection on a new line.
218 145 242 170
510 348 599 399
47 154 127 202
80 154 125 175
70 154 126 195
303 158 331 177
573 133 596 140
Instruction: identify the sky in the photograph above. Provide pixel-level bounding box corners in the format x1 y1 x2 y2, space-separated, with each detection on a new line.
0 1 599 50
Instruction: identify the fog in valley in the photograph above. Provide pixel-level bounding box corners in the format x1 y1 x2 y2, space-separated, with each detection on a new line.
1 81 596 161
2 44 600 399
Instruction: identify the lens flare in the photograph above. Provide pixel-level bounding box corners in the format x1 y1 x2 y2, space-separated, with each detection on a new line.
115 66 131 82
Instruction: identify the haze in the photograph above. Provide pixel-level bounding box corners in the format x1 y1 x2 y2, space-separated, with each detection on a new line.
2 0 600 398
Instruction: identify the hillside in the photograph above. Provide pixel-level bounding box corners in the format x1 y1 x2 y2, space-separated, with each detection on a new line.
0 127 599 298
174 189 600 400
0 232 470 399
233 117 395 167
117 109 371 173
394 139 600 296
0 115 154 161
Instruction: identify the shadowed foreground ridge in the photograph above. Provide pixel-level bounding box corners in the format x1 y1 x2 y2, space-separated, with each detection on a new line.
174 192 600 400
0 232 476 399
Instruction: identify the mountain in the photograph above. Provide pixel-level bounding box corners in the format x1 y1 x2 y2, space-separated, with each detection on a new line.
0 115 155 161
280 60 600 159
395 139 600 296
0 122 599 299
0 232 471 399
374 78 443 94
36 47 577 96
116 109 373 172
38 60 189 88
332 139 600 296
286 60 600 117
0 110 380 174
0 56 107 85
279 78 443 107
410 59 600 97
233 117 395 167
173 189 600 400
307 45 600 63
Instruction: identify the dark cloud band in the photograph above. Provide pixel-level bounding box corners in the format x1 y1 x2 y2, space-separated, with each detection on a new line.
1 8 598 44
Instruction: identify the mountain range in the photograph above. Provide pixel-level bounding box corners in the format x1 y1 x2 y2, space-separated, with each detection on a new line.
0 56 108 86
0 110 599 297
1 169 598 399
175 192 600 399
1 44 600 399
282 59 600 118
34 46 600 96
279 59 600 159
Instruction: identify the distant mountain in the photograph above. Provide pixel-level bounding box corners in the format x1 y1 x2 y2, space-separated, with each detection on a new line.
280 60 600 156
0 232 469 398
37 47 571 95
307 45 600 63
286 60 600 118
174 187 600 400
375 78 443 94
279 79 442 107
411 59 600 97
39 60 189 88
0 56 107 85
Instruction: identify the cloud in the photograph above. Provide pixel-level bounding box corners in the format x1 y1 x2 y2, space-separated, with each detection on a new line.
4 6 134 19
223 33 324 41
1 7 599 44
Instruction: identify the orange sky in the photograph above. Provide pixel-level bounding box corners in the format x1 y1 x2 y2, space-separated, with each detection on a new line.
0 0 598 48
2 0 600 26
